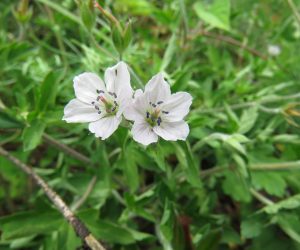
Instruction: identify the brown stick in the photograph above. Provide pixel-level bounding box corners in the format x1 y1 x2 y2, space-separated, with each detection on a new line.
0 147 106 250
188 29 268 60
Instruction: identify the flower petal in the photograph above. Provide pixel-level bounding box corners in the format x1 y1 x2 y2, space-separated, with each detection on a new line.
153 121 189 141
63 99 101 123
144 73 171 103
161 92 192 122
123 91 148 122
131 121 158 146
88 116 121 140
104 61 132 101
74 72 106 104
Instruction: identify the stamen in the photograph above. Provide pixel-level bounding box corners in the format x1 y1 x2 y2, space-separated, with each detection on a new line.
91 101 95 105
115 69 117 75
96 89 104 94
157 117 162 126
162 111 169 114
146 111 150 118
98 111 101 114
157 101 163 105
114 101 118 106
111 107 116 112
95 106 100 110
108 92 114 96
152 103 157 108
99 96 107 104
113 93 117 98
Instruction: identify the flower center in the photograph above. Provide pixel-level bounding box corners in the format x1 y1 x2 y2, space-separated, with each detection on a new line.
91 89 119 116
145 101 169 127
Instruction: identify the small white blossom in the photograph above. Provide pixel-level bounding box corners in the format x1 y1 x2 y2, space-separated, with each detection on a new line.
124 73 192 146
268 45 281 56
63 61 132 139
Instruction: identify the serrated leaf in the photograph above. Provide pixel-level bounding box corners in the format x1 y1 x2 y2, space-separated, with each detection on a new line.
252 172 286 197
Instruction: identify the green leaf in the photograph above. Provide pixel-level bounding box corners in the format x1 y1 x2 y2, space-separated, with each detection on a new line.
160 31 177 71
276 213 300 244
241 215 264 239
197 229 222 250
264 194 300 214
37 71 60 113
252 172 286 197
122 143 139 192
194 0 231 31
238 107 258 134
57 223 81 250
0 111 23 129
175 142 202 188
0 210 63 240
222 172 251 202
22 118 46 151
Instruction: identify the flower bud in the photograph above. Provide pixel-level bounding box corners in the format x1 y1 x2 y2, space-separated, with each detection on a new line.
112 21 132 57
78 0 96 31
12 0 32 24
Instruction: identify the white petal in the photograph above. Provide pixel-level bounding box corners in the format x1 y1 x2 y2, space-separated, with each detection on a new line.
144 73 171 103
123 91 148 122
74 72 106 104
88 116 122 140
104 61 132 101
162 92 192 122
131 121 158 146
63 99 101 123
153 121 189 141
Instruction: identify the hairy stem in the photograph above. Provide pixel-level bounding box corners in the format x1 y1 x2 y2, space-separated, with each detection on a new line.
0 147 106 250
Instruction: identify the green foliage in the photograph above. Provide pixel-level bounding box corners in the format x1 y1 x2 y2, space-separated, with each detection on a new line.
1 0 300 249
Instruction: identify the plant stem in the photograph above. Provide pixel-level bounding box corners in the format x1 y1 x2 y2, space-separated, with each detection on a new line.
0 147 106 250
193 92 300 114
250 188 274 206
43 133 92 165
72 176 97 211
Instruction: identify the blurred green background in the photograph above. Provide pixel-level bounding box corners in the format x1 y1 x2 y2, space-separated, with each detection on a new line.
1 0 300 249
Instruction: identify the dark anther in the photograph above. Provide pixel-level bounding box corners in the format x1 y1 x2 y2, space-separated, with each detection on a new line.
157 101 163 105
112 107 116 112
152 104 157 108
98 111 101 114
114 101 118 106
115 69 117 75
157 117 162 126
146 111 150 118
164 77 168 82
96 96 100 101
113 93 117 98
108 92 114 96
162 111 169 114
149 102 152 105
96 89 104 94
95 106 99 110
91 101 95 105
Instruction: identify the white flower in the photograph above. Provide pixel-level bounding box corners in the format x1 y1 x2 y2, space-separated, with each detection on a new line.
63 61 132 139
268 44 281 56
124 73 192 146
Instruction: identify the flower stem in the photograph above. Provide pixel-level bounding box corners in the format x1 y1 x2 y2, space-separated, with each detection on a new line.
0 147 106 250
